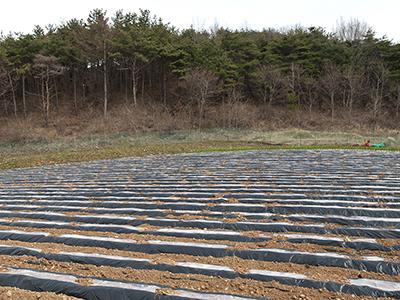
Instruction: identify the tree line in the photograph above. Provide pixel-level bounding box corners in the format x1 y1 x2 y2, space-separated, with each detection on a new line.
0 10 400 127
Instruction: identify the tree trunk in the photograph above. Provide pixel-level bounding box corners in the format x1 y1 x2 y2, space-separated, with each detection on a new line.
124 69 128 103
268 86 275 107
40 77 46 125
262 86 268 107
73 68 78 114
54 78 59 111
45 67 50 126
308 90 313 114
103 39 108 119
141 72 145 100
396 86 400 119
148 69 152 89
290 62 295 94
342 90 346 108
82 83 86 104
132 60 137 106
330 91 335 121
22 75 27 118
198 98 204 130
162 64 167 106
348 85 354 115
3 97 8 115
198 86 208 130
8 73 17 117
372 80 381 121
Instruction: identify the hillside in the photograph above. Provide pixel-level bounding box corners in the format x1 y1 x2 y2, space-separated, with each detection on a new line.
0 11 399 137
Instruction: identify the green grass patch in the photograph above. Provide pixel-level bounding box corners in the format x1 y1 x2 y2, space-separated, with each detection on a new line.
0 129 399 170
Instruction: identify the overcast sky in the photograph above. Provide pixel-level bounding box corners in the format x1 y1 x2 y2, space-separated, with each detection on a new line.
1 0 399 41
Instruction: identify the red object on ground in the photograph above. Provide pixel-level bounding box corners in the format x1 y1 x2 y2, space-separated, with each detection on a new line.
362 139 371 147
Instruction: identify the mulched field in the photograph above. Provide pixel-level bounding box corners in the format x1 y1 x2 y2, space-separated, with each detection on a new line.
0 150 398 300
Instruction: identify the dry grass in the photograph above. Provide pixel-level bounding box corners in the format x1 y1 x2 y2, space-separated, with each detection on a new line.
1 102 399 144
0 103 189 142
1 138 398 171
0 101 399 171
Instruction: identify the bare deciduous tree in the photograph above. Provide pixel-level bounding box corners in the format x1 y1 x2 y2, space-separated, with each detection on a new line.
320 63 342 121
33 54 64 126
253 64 286 107
343 66 365 114
368 61 389 126
302 76 318 114
17 64 31 118
183 68 220 129
7 72 17 117
335 18 371 42
223 88 245 129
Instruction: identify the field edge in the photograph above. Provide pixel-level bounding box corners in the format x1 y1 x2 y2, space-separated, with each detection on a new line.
1 137 399 171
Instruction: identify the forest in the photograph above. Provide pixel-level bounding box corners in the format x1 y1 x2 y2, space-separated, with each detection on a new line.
0 9 400 136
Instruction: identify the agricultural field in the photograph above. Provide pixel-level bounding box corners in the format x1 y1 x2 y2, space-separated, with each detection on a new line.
0 150 398 299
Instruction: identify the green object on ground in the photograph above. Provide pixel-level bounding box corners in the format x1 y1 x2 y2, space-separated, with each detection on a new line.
372 143 385 148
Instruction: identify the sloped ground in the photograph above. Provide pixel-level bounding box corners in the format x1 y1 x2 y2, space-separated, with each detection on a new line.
0 150 398 299
1 128 399 171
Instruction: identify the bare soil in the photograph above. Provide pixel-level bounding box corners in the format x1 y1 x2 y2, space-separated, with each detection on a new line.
0 286 80 300
1 222 398 261
0 239 397 284
0 255 392 300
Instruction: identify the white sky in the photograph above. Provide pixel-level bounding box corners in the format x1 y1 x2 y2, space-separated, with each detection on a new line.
1 0 399 41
